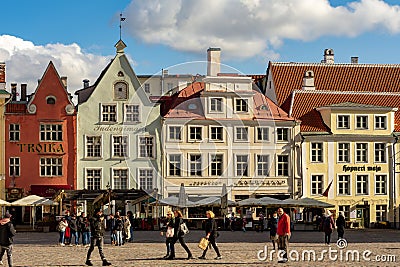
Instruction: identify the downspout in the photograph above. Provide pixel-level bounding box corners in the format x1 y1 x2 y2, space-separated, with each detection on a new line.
392 134 398 229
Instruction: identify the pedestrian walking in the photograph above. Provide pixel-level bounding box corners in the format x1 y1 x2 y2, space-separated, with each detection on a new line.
267 212 278 250
113 214 123 246
336 211 346 240
276 207 290 263
198 211 221 260
321 210 335 245
85 208 111 266
169 210 193 260
0 213 16 267
163 210 175 259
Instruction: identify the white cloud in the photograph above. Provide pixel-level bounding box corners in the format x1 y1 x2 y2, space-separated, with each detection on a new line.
0 35 112 96
124 0 400 59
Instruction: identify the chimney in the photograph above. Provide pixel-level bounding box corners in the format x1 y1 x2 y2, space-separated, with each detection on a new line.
21 84 27 101
11 83 17 101
83 79 90 88
302 70 315 90
207 47 221 76
351 57 358 64
0 63 5 90
61 76 67 89
162 69 169 76
323 49 334 64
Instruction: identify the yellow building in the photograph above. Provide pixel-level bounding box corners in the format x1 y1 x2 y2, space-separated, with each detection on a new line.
266 50 400 227
0 62 11 205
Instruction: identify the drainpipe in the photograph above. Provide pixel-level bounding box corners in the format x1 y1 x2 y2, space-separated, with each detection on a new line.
392 134 398 229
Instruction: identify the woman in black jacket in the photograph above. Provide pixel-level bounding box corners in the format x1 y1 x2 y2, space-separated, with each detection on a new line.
198 211 221 260
169 210 193 260
267 212 278 250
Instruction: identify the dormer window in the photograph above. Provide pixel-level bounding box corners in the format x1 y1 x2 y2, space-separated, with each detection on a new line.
337 115 350 129
114 82 128 100
46 96 56 105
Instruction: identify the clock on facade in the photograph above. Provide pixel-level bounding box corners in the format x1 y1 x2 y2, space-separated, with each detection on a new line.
114 82 128 100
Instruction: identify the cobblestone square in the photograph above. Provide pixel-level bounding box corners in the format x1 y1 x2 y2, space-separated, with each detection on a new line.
6 229 399 266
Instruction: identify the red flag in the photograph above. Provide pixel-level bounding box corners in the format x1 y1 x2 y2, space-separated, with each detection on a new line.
321 180 333 197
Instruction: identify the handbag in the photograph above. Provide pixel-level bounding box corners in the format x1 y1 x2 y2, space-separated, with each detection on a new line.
166 226 174 238
180 222 189 235
198 237 209 250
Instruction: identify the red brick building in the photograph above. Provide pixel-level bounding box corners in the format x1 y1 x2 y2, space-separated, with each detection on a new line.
5 62 76 209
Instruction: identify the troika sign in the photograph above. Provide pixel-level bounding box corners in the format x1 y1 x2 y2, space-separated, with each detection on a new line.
16 143 65 153
342 165 382 172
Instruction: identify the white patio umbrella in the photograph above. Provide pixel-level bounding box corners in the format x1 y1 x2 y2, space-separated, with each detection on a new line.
11 195 58 229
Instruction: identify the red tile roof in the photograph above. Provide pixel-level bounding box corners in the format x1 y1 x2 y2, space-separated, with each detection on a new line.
164 81 295 122
286 90 400 132
268 62 400 106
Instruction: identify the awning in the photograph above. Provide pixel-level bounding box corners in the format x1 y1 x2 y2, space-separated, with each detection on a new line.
0 199 11 206
11 195 58 206
281 197 334 208
237 196 282 207
194 196 237 207
53 189 149 203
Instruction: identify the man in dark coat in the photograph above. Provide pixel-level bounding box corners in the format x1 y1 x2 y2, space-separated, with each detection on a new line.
336 211 346 240
0 213 16 267
85 209 111 266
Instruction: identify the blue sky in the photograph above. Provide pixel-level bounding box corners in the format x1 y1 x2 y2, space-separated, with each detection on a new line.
2 0 400 94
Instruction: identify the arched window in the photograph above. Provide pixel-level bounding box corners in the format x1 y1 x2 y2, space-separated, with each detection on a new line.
114 82 128 100
46 96 56 104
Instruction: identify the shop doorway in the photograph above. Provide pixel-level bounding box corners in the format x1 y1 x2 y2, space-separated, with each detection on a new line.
356 204 370 228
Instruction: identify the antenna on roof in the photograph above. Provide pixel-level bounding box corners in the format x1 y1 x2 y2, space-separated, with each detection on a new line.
119 13 126 40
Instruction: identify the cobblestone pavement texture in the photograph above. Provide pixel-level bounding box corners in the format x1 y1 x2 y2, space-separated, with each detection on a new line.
5 229 400 266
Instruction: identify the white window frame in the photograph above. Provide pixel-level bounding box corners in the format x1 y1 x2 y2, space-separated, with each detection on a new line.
337 143 350 163
235 155 249 177
337 115 350 129
124 104 140 123
210 126 224 141
235 98 248 112
85 135 102 158
337 174 351 195
112 135 129 158
168 154 182 177
375 174 387 195
112 168 129 189
189 154 202 176
235 126 249 142
188 126 202 142
9 124 20 142
209 154 223 176
276 128 289 142
310 142 323 163
138 135 155 158
376 205 387 222
144 83 151 93
277 154 289 176
256 154 270 176
138 168 153 190
9 157 20 177
374 143 386 163
355 143 368 163
100 103 117 123
85 168 102 190
355 115 368 129
40 157 63 177
356 174 369 195
311 174 324 195
256 127 269 142
209 97 223 113
40 124 63 142
168 126 182 142
374 115 387 130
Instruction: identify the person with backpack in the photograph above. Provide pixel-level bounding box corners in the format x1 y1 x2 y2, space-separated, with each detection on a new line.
168 210 193 260
198 211 221 260
0 213 16 267
321 210 335 245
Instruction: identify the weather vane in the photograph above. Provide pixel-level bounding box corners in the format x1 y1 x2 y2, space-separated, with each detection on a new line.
120 13 126 40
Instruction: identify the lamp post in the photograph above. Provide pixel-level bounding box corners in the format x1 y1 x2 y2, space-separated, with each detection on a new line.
106 182 112 215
